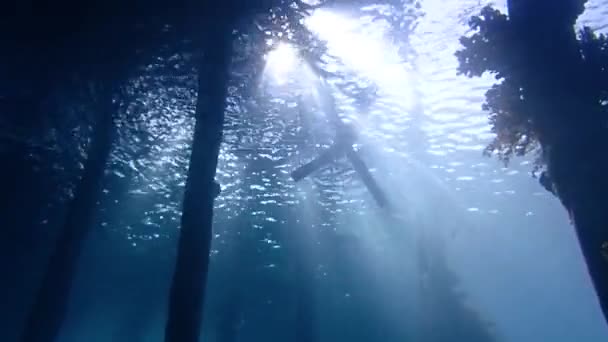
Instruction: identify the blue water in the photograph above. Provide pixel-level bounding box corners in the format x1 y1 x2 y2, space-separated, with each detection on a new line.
8 1 608 341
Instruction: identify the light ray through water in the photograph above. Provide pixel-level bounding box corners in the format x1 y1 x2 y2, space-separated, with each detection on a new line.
256 3 608 341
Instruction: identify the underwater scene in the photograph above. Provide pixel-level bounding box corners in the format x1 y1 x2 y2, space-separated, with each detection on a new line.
2 0 608 341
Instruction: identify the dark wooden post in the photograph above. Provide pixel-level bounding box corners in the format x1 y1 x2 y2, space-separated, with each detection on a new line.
21 82 117 342
163 12 235 342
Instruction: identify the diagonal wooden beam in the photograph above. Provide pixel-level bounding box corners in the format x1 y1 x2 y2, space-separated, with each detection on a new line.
291 127 388 207
344 147 388 208
291 143 344 182
291 142 388 207
292 58 389 207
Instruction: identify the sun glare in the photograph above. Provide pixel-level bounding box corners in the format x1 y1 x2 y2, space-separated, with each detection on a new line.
264 43 299 85
306 9 413 105
262 9 413 110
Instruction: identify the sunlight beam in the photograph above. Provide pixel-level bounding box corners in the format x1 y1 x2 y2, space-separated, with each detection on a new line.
263 43 299 85
305 9 414 105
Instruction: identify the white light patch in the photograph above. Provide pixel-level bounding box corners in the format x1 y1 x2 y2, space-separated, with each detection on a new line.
264 43 299 85
306 9 414 105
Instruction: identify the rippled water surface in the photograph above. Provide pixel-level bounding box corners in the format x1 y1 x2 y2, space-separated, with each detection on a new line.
59 1 608 341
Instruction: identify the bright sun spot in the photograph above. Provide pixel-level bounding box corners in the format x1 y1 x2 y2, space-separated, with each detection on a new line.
306 9 414 105
264 43 299 85
262 9 413 111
